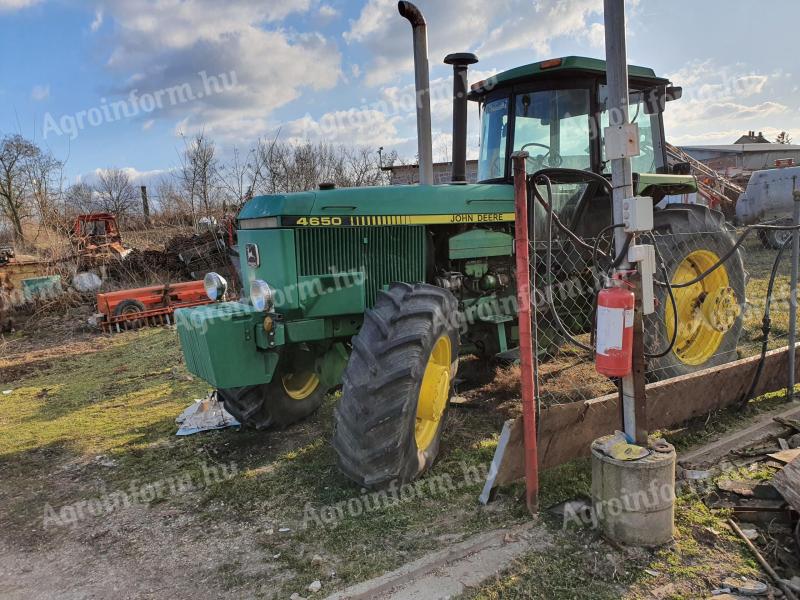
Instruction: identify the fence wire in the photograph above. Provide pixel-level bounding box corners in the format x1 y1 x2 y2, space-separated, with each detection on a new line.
529 214 797 407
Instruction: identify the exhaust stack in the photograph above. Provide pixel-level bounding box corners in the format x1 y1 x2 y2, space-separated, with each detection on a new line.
444 52 478 183
398 1 434 185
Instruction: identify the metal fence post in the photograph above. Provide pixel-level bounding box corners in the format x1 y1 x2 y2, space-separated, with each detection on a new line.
788 177 800 400
604 0 641 440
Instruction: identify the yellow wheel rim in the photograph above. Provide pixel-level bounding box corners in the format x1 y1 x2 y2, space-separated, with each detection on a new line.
281 370 320 401
415 335 452 452
666 249 739 366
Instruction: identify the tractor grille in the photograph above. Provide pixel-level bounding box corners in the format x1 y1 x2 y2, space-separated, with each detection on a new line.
295 226 426 307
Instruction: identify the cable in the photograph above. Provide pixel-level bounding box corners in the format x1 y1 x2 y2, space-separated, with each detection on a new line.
532 167 614 196
529 175 599 255
740 233 792 407
592 223 625 277
644 237 679 359
541 175 594 353
655 222 800 290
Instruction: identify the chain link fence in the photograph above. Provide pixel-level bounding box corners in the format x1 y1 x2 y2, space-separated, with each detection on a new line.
529 202 797 407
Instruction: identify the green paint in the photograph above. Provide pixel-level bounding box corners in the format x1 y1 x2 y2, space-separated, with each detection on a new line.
448 229 514 260
238 183 514 221
175 303 279 389
470 56 667 96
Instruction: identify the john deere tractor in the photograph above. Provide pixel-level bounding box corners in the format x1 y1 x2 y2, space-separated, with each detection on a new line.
176 2 744 488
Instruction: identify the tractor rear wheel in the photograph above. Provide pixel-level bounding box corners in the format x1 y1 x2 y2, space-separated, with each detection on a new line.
217 350 327 430
645 205 746 380
332 282 459 489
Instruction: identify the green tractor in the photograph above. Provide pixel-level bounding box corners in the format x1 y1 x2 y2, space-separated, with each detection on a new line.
176 2 744 489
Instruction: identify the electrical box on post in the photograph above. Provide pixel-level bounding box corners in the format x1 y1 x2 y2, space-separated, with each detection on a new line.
622 196 653 233
628 243 656 315
604 123 640 159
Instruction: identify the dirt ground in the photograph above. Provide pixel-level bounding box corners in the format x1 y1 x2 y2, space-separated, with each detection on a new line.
1 314 779 600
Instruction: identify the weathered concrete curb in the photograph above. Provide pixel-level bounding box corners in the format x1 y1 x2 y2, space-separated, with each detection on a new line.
324 521 548 600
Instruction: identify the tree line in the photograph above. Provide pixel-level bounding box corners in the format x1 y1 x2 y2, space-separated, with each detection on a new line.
0 132 398 245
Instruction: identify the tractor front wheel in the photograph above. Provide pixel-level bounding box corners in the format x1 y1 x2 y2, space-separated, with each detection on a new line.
332 283 459 489
217 350 327 430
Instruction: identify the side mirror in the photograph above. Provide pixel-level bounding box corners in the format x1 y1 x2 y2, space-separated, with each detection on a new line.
644 86 683 115
666 86 683 101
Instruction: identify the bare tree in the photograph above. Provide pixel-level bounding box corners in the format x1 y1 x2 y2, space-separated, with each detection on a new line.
94 168 138 222
25 147 64 226
252 139 389 194
0 134 38 244
65 182 97 215
218 145 265 211
776 131 793 145
177 132 220 219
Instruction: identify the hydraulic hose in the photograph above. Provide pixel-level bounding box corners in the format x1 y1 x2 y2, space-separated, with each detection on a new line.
741 234 793 407
540 175 594 353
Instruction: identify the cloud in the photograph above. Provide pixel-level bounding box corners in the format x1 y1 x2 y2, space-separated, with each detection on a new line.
318 4 339 19
345 0 506 87
281 108 408 147
31 84 50 101
90 9 103 32
663 60 795 146
345 0 614 87
0 0 41 11
91 0 341 140
585 22 605 49
698 101 788 121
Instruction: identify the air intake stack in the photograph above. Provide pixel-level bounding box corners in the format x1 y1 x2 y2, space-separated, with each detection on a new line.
444 52 478 183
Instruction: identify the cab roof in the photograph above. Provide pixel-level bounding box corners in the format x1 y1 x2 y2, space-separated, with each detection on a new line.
469 56 669 98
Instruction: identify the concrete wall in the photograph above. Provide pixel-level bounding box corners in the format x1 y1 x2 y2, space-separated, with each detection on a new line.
388 161 479 185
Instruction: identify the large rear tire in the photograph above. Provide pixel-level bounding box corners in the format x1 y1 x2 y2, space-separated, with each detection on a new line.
332 283 459 489
217 348 327 430
645 205 746 380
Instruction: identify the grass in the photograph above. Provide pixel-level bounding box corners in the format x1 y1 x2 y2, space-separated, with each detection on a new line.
1 234 791 599
0 327 529 597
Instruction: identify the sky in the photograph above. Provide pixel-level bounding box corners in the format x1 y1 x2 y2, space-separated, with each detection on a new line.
0 0 798 187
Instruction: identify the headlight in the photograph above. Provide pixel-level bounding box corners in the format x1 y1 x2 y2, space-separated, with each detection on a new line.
203 272 227 301
250 280 275 312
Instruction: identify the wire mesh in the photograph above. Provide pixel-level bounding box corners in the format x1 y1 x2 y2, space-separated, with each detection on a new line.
528 211 798 407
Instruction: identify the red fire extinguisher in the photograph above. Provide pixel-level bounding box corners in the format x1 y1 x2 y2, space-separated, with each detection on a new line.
595 282 635 377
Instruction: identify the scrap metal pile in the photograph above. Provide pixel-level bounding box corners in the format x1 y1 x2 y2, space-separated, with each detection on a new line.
0 216 239 333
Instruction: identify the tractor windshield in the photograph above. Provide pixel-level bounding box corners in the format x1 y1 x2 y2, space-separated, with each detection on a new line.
477 83 662 181
478 88 592 181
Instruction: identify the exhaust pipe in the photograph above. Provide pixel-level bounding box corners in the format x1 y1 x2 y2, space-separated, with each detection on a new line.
398 1 434 185
444 52 478 183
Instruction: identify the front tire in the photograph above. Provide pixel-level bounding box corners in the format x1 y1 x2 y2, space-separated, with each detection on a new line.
218 350 327 430
332 283 459 489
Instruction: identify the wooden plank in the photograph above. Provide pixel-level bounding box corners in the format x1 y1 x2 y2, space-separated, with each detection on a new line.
479 419 517 502
679 403 800 468
491 344 800 486
768 448 800 464
773 457 800 513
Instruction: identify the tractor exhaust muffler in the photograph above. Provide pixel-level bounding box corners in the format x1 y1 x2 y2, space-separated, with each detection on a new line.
444 52 478 183
398 1 434 185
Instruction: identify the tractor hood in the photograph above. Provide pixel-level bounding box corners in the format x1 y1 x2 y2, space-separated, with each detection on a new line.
238 184 515 225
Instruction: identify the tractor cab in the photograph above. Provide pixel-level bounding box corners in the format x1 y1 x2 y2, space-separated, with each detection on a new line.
469 57 692 238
